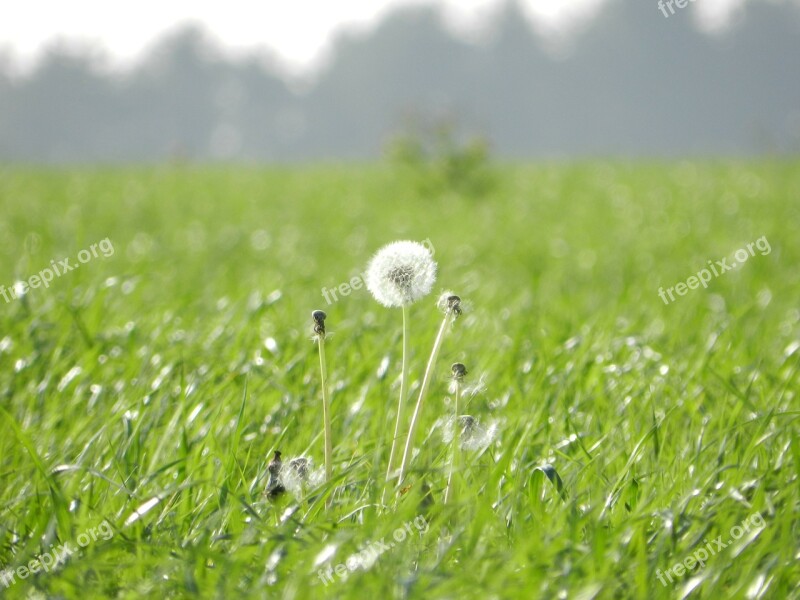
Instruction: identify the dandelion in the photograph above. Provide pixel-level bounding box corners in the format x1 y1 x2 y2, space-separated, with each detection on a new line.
365 241 437 308
265 451 325 503
312 310 333 484
448 415 497 451
398 292 463 487
280 456 325 497
365 241 437 505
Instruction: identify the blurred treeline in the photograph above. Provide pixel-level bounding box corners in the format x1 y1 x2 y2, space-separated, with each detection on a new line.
0 0 799 163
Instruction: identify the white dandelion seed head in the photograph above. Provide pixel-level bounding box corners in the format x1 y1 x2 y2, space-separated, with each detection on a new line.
462 373 488 399
440 415 498 451
365 241 437 308
278 456 324 499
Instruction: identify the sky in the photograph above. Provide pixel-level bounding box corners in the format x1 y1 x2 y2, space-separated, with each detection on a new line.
2 0 742 76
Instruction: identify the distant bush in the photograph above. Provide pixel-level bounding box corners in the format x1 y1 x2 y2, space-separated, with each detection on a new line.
385 119 496 198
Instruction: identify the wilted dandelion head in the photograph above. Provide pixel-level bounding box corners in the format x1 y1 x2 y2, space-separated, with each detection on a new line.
365 241 437 308
440 415 498 451
267 455 324 500
436 292 463 317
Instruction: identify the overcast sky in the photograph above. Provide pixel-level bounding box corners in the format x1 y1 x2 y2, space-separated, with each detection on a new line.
2 0 742 75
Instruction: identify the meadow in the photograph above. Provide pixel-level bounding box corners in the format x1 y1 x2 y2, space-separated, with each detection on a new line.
0 161 798 599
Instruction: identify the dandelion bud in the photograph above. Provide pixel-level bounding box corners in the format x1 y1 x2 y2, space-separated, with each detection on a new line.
268 450 283 474
451 362 468 380
266 451 285 500
312 310 327 337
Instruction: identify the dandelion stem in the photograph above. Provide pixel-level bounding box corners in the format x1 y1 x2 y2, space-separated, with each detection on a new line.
383 304 409 504
398 310 453 487
317 335 333 484
443 378 461 505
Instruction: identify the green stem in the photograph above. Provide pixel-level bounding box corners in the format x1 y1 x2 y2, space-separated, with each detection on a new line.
383 304 409 504
318 336 332 483
444 379 461 504
398 311 452 486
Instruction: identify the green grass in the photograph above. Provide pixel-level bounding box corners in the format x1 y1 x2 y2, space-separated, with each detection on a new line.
0 161 798 599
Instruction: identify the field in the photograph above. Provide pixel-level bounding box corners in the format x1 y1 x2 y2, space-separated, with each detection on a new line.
0 161 798 599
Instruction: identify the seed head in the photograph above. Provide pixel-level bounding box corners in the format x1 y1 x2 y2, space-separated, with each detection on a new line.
365 241 437 308
442 415 497 451
265 452 323 501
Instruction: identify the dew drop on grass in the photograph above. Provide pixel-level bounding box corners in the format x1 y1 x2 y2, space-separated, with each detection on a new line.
679 577 705 599
313 544 338 570
125 495 164 526
264 547 286 585
784 341 800 357
279 506 297 523
642 346 661 360
376 355 390 379
88 384 102 409
250 230 271 251
183 403 203 426
708 294 726 312
756 289 772 308
151 365 172 390
746 574 768 599
57 366 82 392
